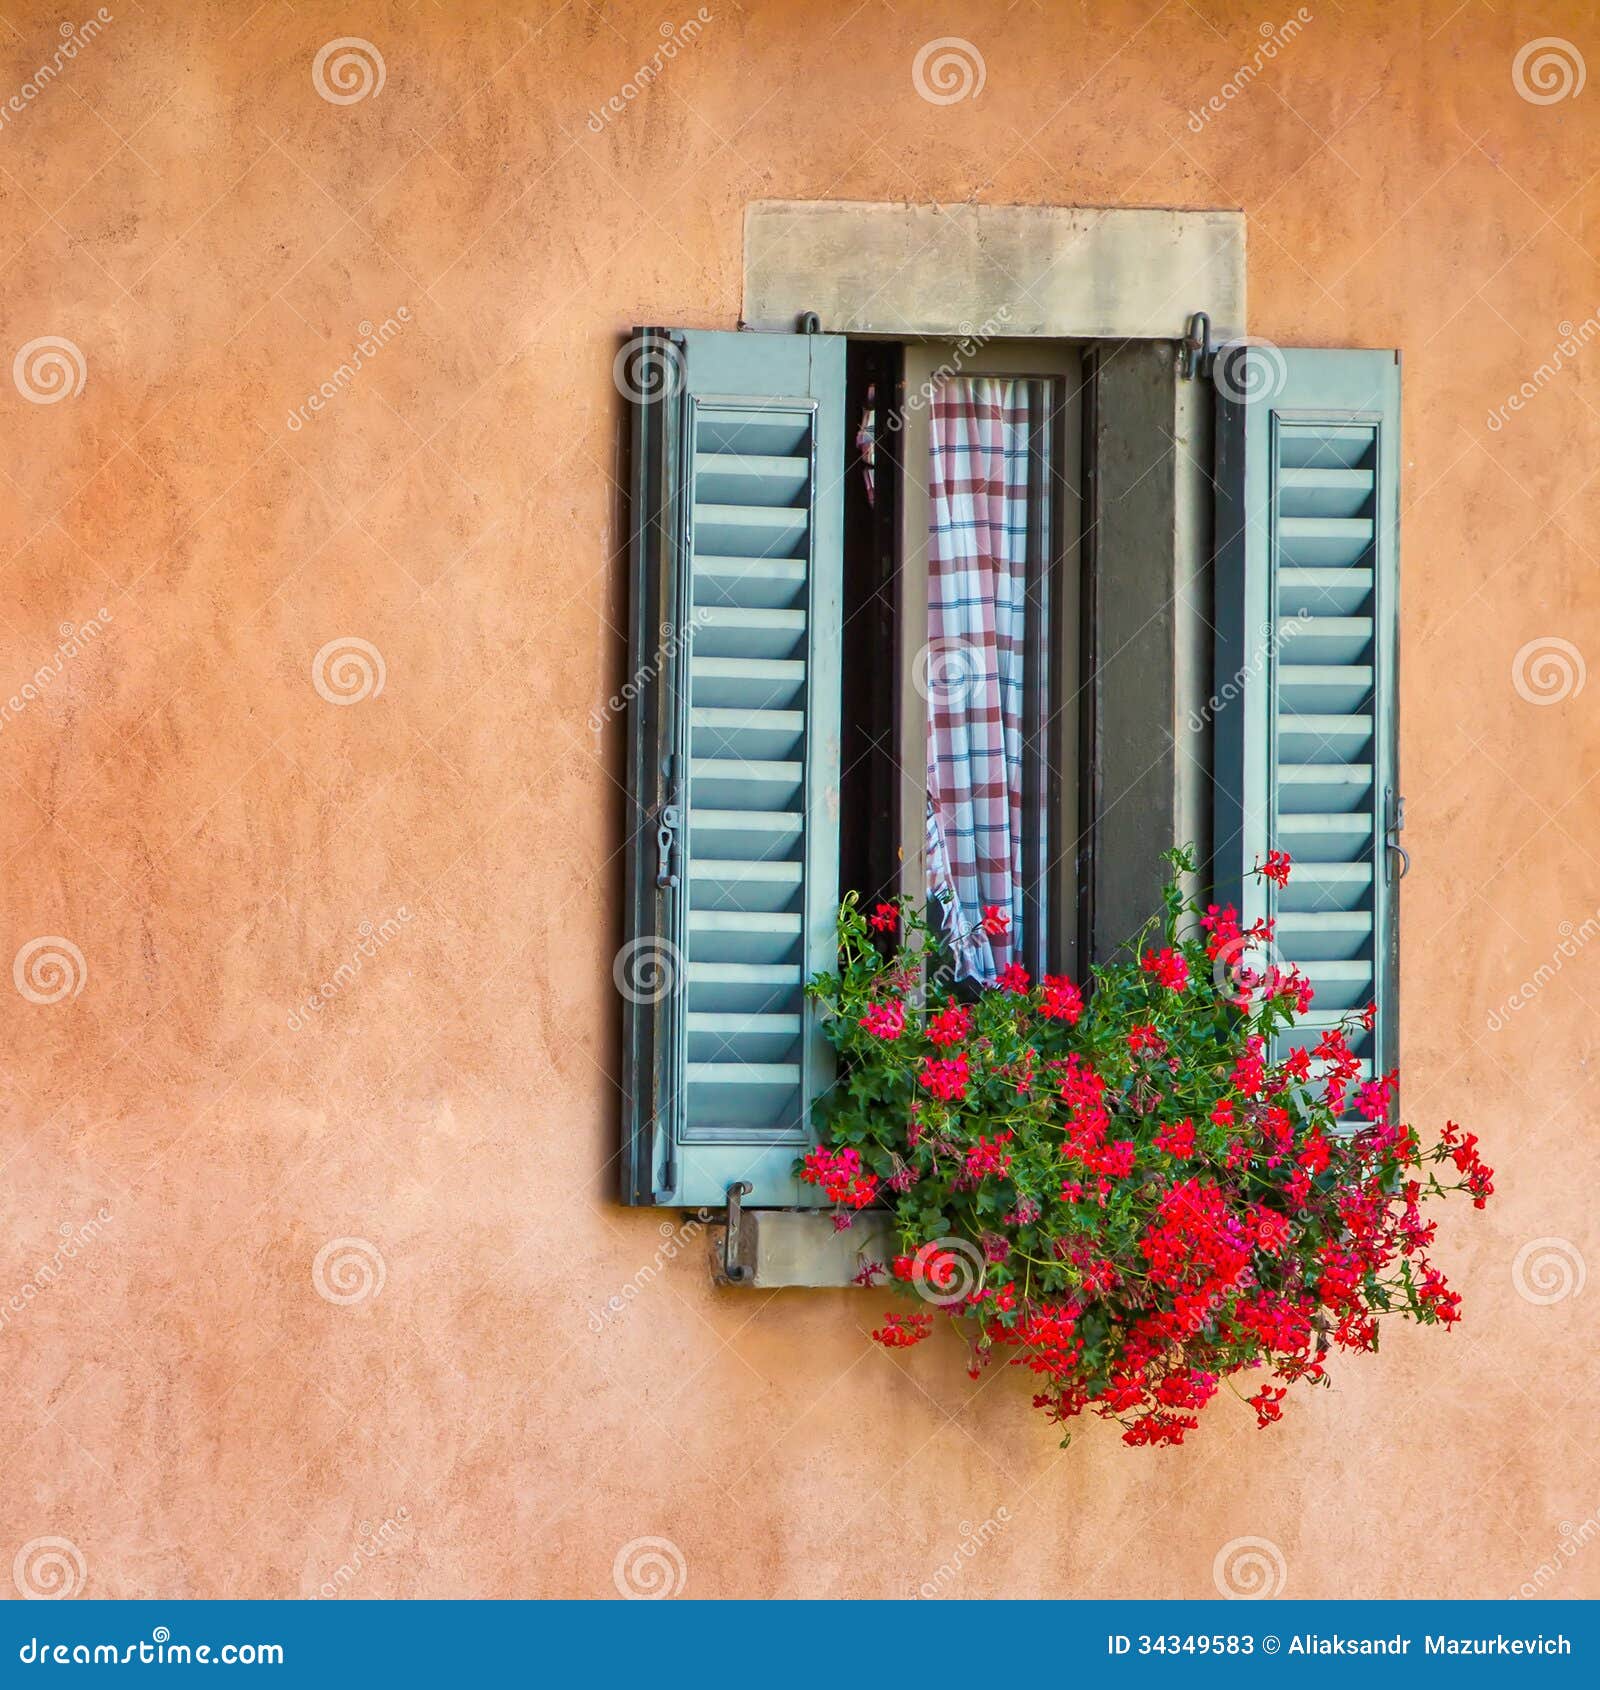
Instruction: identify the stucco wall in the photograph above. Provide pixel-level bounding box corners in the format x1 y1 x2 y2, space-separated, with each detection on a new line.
1 0 1595 1601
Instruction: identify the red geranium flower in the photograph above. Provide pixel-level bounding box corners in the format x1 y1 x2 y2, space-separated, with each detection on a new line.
1256 849 1293 887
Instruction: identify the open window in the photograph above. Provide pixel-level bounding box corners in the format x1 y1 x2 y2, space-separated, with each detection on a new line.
618 321 1402 1212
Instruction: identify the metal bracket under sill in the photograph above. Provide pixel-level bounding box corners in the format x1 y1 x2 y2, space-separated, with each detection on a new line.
708 1208 897 1288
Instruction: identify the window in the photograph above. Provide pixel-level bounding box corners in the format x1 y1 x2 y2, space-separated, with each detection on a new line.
619 325 1401 1209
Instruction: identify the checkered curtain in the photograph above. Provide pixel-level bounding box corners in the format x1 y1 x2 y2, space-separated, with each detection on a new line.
925 377 1032 983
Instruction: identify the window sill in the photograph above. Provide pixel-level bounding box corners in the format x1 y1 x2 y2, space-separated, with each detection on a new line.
709 1210 896 1288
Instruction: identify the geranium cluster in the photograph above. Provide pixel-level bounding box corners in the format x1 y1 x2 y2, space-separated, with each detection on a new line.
800 848 1492 1449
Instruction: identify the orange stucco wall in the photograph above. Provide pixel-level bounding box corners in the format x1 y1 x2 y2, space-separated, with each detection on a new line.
1 0 1595 1601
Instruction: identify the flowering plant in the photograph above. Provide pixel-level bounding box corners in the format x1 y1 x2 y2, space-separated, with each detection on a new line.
800 849 1493 1448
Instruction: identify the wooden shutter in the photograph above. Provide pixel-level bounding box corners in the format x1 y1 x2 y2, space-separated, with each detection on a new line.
620 328 845 1207
1213 348 1400 1109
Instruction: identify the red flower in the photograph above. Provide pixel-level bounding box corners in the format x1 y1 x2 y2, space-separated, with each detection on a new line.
1200 903 1241 960
872 1311 933 1348
868 902 899 934
1230 1046 1267 1097
1355 1072 1398 1123
1279 1048 1312 1084
1298 1131 1331 1174
1087 1139 1137 1178
1141 947 1190 992
809 863 1486 1451
918 1053 970 1101
1039 975 1083 1023
858 1000 905 1041
1270 966 1315 1015
1155 1116 1195 1157
926 1003 972 1047
799 1145 879 1209
1442 1124 1495 1209
1247 1384 1287 1428
981 904 1011 936
963 1132 1014 1184
1128 1023 1165 1057
1256 850 1293 888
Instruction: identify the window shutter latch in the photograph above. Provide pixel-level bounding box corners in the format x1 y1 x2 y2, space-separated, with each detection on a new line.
1385 789 1409 881
1180 311 1214 380
722 1180 754 1282
655 804 682 889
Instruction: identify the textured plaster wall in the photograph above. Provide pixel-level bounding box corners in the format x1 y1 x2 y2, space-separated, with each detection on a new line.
1 0 1596 1601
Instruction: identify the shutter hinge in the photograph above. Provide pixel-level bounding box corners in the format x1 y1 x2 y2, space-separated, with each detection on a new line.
1180 311 1214 380
655 804 682 889
1386 790 1409 881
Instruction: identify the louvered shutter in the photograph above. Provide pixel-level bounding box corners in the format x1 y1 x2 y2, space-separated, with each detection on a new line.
620 328 845 1207
1212 348 1400 1110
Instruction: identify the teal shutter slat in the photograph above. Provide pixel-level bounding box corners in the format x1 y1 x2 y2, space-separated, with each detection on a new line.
1213 349 1400 1111
621 328 845 1207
